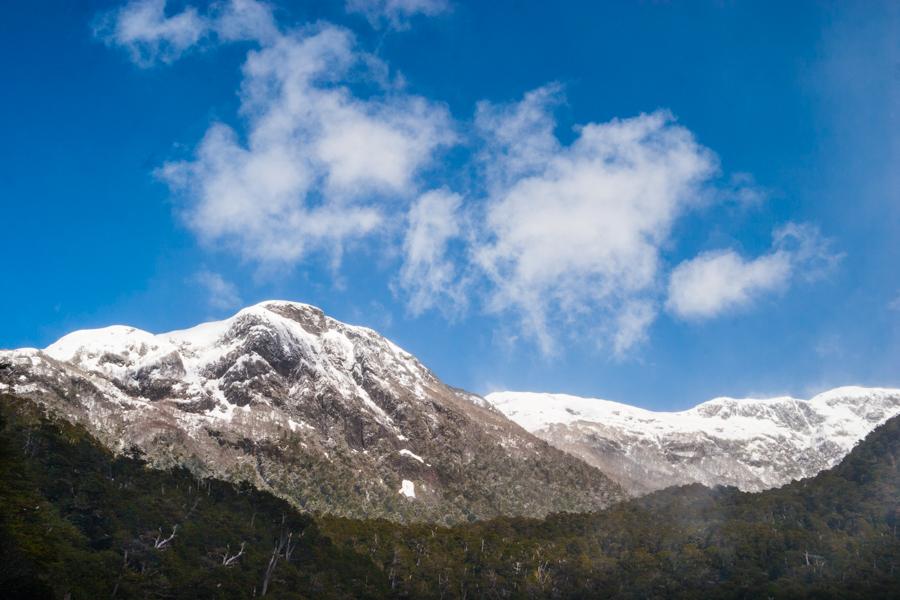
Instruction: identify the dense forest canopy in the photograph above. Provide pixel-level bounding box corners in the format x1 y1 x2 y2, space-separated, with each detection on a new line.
1 393 898 599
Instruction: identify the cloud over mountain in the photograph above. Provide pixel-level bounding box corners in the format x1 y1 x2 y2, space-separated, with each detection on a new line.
98 0 839 358
470 89 718 353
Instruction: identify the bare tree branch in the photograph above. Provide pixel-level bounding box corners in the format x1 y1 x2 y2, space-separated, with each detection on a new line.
154 525 178 549
223 542 246 567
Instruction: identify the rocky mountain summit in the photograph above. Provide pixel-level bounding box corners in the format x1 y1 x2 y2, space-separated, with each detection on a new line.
487 388 900 495
0 301 624 524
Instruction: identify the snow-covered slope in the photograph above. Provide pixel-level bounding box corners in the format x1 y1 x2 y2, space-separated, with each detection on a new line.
487 388 900 495
0 301 624 524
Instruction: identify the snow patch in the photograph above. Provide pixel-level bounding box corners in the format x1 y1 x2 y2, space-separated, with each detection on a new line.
287 418 312 432
399 449 425 463
398 479 416 498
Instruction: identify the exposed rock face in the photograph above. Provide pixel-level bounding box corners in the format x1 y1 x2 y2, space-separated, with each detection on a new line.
0 301 624 524
487 389 900 496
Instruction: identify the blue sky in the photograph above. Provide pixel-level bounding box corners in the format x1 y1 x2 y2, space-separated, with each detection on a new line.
1 0 897 409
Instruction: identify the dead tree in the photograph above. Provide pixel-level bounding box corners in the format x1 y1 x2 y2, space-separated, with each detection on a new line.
154 525 178 549
535 560 551 586
223 542 246 567
260 516 300 596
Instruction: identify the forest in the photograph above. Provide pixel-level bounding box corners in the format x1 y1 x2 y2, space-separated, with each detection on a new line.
1 393 898 599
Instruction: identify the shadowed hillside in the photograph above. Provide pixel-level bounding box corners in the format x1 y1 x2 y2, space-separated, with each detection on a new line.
324 412 900 598
0 395 388 599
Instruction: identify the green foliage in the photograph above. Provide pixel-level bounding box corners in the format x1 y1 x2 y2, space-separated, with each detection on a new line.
1 393 899 599
0 396 388 598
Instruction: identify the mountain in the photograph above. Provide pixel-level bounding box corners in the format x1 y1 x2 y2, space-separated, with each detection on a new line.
0 301 623 524
487 388 900 495
7 396 897 598
327 413 900 598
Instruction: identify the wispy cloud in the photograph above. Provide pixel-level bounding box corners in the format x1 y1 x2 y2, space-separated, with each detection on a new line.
718 172 771 208
397 188 469 316
194 270 242 311
345 0 450 30
612 301 657 358
95 0 280 67
889 294 900 311
95 0 208 66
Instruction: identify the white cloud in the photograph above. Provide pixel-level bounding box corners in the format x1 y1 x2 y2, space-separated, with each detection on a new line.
100 2 839 359
471 87 718 354
194 270 242 310
397 189 467 315
213 0 279 44
157 23 455 264
345 0 450 29
96 0 278 66
666 249 791 320
666 223 839 320
96 0 209 66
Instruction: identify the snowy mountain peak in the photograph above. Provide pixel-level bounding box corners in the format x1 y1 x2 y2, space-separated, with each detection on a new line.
3 301 624 524
42 300 431 418
487 387 900 495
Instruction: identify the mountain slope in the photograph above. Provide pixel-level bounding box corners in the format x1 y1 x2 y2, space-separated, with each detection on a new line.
0 301 624 524
325 413 900 598
0 397 388 599
487 388 900 495
3 390 899 598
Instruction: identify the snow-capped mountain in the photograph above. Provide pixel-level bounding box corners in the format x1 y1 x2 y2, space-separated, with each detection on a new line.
0 301 624 524
487 388 900 495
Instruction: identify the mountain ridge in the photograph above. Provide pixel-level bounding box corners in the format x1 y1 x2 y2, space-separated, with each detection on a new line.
488 387 900 495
